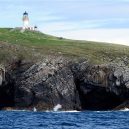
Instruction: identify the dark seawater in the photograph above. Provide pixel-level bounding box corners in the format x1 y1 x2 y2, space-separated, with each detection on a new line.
0 110 129 129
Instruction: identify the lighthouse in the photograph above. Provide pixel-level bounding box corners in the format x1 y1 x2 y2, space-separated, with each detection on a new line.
22 11 29 29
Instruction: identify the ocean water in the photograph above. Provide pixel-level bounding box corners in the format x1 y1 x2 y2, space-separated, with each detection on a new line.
0 110 129 129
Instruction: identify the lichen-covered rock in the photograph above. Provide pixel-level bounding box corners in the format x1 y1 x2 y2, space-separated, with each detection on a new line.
72 62 129 96
70 61 129 110
14 58 81 111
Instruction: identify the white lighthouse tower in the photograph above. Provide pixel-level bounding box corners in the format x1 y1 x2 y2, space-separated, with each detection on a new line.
22 11 29 29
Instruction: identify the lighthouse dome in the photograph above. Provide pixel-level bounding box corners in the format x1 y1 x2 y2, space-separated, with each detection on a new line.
23 11 28 16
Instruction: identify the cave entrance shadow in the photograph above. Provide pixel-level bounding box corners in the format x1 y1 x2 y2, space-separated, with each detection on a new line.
0 83 15 109
79 87 122 111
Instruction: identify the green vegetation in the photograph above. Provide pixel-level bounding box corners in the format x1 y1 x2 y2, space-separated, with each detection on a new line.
0 28 129 64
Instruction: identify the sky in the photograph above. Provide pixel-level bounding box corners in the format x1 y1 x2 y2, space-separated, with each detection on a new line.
0 0 129 45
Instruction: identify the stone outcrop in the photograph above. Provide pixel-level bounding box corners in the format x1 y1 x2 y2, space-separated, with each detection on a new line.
15 64 80 110
0 66 5 86
71 61 129 110
1 58 129 111
13 57 80 111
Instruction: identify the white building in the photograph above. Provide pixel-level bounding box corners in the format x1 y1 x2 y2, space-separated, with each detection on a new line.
22 11 38 31
34 25 38 31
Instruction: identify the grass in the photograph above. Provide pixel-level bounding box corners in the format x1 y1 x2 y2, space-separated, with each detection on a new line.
0 28 129 64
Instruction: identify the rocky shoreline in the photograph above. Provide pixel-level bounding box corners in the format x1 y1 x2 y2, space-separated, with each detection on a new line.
1 56 129 111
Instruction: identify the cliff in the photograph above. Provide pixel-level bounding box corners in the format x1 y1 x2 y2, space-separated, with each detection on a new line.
0 57 129 111
1 28 129 111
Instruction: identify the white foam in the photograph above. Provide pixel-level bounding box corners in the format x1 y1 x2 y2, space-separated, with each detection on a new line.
55 111 80 113
33 107 37 112
53 104 62 112
62 110 80 113
45 109 80 113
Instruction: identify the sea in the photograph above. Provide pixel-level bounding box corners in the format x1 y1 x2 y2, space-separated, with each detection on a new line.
0 110 129 129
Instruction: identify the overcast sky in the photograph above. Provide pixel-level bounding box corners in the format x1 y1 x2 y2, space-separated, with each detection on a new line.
1 0 129 45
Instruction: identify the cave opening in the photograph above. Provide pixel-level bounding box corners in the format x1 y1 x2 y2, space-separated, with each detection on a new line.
76 82 123 111
0 82 15 109
81 88 122 110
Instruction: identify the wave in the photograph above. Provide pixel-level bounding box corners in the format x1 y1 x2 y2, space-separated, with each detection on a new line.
45 110 80 113
5 109 30 112
58 110 80 113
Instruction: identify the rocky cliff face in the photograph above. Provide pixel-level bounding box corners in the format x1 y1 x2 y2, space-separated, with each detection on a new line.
1 57 129 111
72 61 129 110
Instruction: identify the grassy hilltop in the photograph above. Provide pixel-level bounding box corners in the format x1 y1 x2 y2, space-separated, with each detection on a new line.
0 28 129 64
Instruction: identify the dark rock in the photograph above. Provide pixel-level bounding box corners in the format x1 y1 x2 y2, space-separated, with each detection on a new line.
71 62 129 110
114 100 129 110
14 58 81 110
